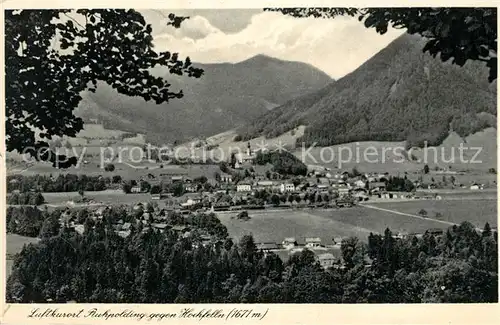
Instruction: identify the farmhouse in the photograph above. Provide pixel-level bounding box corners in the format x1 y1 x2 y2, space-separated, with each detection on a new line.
171 175 184 183
256 242 279 252
317 253 336 269
131 185 141 193
354 179 366 188
305 237 322 248
237 182 252 192
282 237 297 249
220 173 232 183
280 183 295 193
470 183 483 190
369 182 386 193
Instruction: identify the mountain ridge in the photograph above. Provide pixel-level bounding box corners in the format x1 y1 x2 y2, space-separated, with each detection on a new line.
75 54 333 144
238 34 496 147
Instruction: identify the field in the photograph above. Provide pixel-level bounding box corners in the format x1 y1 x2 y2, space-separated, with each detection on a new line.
6 234 40 279
43 190 155 206
369 199 497 228
217 207 454 245
9 162 222 182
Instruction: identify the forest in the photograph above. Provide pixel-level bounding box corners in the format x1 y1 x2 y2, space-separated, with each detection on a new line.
6 209 498 303
254 151 308 176
7 174 115 193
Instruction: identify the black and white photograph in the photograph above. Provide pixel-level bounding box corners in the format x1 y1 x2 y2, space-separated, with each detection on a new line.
2 5 499 310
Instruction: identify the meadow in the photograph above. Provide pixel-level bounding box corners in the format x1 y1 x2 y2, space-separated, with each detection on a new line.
370 199 497 228
6 234 40 279
42 190 155 206
12 162 221 181
217 207 452 245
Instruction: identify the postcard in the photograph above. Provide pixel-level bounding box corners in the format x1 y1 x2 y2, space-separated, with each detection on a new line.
1 1 499 324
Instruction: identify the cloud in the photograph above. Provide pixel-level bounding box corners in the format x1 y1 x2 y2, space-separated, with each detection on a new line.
164 15 223 40
151 11 406 79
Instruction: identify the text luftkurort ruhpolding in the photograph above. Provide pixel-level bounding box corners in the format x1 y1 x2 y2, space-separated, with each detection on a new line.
28 307 269 321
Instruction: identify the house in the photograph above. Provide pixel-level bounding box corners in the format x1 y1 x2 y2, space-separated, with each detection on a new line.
282 237 297 249
354 192 369 201
74 224 85 235
185 184 197 193
152 223 169 232
171 225 190 234
337 187 350 196
256 242 279 252
317 253 336 269
151 193 161 200
171 175 184 183
280 183 295 193
257 180 275 188
427 228 444 236
182 197 202 207
117 230 131 238
354 179 366 188
336 197 354 207
470 183 483 190
305 237 322 248
332 237 343 246
236 182 252 192
369 182 386 193
131 185 141 193
220 173 233 183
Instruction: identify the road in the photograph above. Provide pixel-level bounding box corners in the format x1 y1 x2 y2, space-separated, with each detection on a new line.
358 203 482 231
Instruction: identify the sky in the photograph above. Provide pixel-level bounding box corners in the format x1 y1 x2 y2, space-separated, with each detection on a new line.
139 9 406 79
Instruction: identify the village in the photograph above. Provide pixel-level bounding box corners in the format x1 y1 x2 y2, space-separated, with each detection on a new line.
15 141 491 273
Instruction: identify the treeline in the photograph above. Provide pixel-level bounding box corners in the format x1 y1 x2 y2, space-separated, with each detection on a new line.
7 192 45 205
6 206 60 238
383 176 415 192
255 151 307 176
6 216 497 303
7 174 120 193
122 177 214 196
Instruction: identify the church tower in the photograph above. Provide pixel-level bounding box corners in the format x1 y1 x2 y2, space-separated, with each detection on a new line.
247 142 251 156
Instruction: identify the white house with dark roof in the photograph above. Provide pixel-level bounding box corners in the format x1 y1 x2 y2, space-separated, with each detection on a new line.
236 182 252 192
305 237 322 248
317 253 336 269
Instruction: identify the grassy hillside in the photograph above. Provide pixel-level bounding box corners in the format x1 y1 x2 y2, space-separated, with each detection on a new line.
75 54 332 145
239 34 496 147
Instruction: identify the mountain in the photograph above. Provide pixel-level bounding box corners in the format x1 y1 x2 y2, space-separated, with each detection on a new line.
75 54 332 144
239 34 497 147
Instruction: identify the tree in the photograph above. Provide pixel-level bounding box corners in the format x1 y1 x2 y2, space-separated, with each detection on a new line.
236 211 251 221
39 215 61 238
5 10 203 168
219 162 229 173
230 152 237 168
418 209 428 217
266 8 497 82
424 164 430 174
150 185 161 194
104 164 115 172
270 194 280 206
341 237 359 269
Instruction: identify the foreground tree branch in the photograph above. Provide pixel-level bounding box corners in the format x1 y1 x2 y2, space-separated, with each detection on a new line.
5 9 203 168
265 7 497 82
